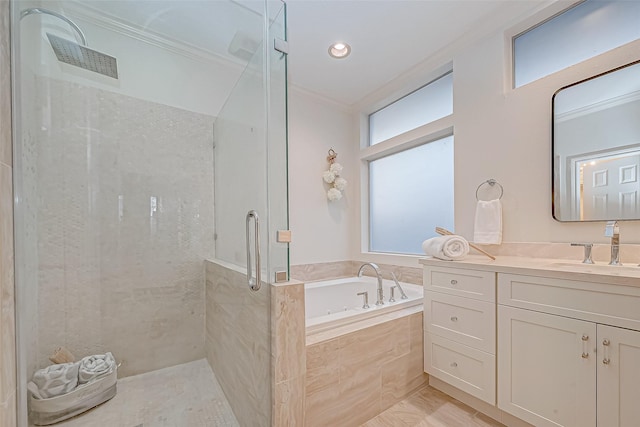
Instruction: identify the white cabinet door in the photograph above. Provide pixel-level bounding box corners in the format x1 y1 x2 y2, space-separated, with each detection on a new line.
597 324 640 427
498 306 596 427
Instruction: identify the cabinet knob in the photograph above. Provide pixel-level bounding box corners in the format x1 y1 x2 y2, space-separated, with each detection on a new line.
450 362 458 368
582 334 589 341
603 339 610 346
581 352 589 359
603 358 610 365
450 279 458 285
450 316 458 322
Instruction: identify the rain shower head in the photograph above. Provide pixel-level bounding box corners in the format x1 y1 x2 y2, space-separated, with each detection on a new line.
47 33 118 79
21 7 119 79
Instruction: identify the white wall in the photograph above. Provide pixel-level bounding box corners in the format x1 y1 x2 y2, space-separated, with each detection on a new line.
288 89 357 265
453 33 640 245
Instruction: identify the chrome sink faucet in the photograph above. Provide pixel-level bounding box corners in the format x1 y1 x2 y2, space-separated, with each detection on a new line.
604 221 621 265
357 262 384 305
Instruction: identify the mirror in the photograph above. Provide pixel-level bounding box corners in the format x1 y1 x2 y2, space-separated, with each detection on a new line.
552 60 640 221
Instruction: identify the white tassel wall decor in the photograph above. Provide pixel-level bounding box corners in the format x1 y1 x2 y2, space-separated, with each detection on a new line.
324 148 347 201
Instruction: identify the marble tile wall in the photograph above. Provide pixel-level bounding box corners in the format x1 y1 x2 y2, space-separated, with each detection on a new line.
205 260 272 427
22 77 214 377
271 281 306 426
305 311 428 427
291 260 423 285
0 2 17 425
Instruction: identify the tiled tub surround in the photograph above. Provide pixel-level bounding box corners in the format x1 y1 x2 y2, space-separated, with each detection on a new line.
291 260 423 285
0 2 17 425
205 260 306 427
295 261 429 425
21 77 215 377
305 308 427 427
305 276 423 333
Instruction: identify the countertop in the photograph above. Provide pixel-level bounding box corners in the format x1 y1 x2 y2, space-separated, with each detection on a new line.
419 255 640 287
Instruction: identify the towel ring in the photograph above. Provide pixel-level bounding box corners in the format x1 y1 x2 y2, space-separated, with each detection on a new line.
475 179 503 201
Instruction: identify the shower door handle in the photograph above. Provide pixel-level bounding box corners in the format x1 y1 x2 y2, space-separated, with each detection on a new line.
246 210 261 291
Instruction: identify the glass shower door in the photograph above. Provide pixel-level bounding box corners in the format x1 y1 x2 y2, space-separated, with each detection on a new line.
209 1 288 426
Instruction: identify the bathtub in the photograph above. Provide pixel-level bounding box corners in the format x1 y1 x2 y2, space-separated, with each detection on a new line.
305 276 423 332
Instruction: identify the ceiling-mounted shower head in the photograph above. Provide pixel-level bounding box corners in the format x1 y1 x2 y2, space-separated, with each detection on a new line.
21 7 119 79
47 33 118 79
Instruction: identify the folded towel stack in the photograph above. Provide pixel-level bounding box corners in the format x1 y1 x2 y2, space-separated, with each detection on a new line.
422 235 470 261
29 352 116 400
474 199 502 244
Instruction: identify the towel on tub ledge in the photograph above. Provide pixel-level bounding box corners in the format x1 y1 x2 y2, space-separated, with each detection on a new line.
422 235 470 261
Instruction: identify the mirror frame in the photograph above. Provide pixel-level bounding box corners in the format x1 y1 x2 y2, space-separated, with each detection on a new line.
551 58 640 222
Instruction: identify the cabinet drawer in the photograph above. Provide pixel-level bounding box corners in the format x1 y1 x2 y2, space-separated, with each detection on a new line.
424 266 495 302
498 273 640 331
425 291 495 354
424 333 495 405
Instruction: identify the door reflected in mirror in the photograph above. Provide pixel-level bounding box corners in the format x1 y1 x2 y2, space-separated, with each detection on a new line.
553 60 640 221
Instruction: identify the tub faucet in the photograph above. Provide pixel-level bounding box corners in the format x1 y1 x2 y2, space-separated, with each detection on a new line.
357 262 384 305
605 221 621 266
389 272 408 300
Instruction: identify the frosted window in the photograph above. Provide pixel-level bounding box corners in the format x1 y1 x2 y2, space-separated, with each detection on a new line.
369 136 454 254
514 0 640 88
369 72 452 145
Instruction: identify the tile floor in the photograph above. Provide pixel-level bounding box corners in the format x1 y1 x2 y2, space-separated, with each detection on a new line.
32 359 238 427
29 361 501 427
362 385 505 427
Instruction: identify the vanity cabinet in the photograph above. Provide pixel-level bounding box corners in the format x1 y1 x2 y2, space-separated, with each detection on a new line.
497 305 597 427
498 273 640 427
597 325 640 427
423 266 496 404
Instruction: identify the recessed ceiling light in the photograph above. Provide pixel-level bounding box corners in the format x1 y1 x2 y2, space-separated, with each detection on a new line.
328 42 351 59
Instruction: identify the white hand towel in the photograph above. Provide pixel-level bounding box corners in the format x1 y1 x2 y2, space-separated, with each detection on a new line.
474 199 502 244
78 352 116 384
31 362 80 399
422 235 470 261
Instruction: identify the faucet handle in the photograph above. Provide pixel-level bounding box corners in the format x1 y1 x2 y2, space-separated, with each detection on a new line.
604 221 619 237
571 243 594 264
357 291 370 309
389 286 396 303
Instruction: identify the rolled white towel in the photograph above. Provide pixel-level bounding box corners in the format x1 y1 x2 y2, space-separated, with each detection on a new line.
78 352 116 384
31 362 80 399
422 235 470 261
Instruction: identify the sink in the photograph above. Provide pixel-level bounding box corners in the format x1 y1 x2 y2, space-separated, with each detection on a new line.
548 262 640 274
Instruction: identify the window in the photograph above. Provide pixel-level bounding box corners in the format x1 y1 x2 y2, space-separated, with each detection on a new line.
513 0 640 88
369 136 454 255
364 70 454 255
369 72 452 145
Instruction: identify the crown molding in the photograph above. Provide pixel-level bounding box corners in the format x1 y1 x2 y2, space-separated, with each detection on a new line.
63 1 246 73
556 90 640 122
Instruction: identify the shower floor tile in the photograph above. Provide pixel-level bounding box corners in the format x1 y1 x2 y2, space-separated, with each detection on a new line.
31 359 239 427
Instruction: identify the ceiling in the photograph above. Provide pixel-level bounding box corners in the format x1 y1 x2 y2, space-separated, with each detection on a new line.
67 0 549 108
285 0 547 107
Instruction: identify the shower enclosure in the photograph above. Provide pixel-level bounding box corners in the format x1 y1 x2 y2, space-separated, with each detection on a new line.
11 0 288 425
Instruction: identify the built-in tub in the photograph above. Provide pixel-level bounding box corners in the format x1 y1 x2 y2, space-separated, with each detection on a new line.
305 276 423 333
304 276 428 424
